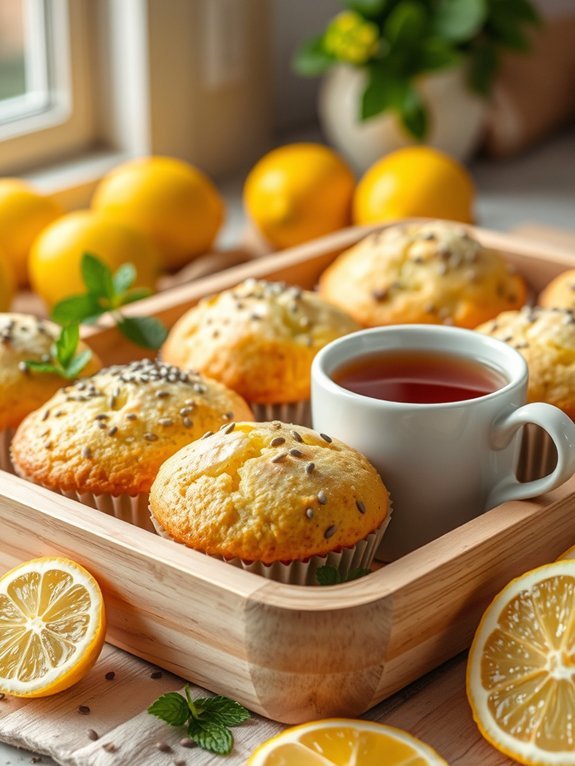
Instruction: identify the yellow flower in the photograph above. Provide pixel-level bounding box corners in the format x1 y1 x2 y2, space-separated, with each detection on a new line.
324 11 380 65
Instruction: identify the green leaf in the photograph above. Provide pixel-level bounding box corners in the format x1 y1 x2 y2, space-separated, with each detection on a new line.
55 324 80 369
187 719 233 755
345 0 389 18
468 41 498 96
361 65 408 120
121 287 153 305
62 349 92 379
113 262 137 294
81 253 115 300
399 82 428 140
418 38 461 71
51 294 104 325
488 0 533 50
432 0 487 42
23 360 60 375
148 692 189 727
384 2 427 50
293 37 335 76
117 315 168 349
194 697 250 727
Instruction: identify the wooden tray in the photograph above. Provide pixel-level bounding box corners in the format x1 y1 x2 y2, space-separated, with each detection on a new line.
1 224 575 725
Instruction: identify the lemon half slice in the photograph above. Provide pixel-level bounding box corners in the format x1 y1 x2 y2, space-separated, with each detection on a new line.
248 718 447 765
467 560 575 765
0 557 106 697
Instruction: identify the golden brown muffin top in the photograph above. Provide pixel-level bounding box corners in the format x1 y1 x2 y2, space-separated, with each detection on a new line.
539 268 575 311
161 279 360 404
11 358 253 495
476 306 575 417
0 313 101 431
150 420 389 564
319 221 527 329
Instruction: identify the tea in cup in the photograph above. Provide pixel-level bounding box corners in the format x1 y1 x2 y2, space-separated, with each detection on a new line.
311 325 575 560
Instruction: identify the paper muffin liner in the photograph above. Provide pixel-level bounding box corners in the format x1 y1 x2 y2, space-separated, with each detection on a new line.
150 510 391 586
250 400 311 428
516 423 559 482
0 428 16 474
60 489 155 532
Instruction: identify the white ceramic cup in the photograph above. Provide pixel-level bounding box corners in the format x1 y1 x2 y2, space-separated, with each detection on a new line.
311 325 575 560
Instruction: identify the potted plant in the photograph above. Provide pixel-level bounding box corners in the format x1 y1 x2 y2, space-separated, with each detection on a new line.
294 0 539 170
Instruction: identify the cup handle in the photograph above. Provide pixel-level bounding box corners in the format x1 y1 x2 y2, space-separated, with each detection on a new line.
486 402 575 508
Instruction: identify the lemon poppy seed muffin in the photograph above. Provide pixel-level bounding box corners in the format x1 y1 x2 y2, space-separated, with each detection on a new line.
477 306 575 480
160 278 360 424
150 421 390 584
319 221 527 328
539 269 575 311
0 313 101 471
11 359 253 527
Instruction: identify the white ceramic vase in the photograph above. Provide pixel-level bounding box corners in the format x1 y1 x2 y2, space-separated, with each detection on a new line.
318 64 487 172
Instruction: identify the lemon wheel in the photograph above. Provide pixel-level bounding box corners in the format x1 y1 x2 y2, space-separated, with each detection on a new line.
467 560 575 765
0 557 106 697
248 718 447 765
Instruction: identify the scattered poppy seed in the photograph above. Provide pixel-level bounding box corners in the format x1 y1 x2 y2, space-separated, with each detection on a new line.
174 760 187 766
305 508 314 519
270 437 285 447
126 413 138 421
87 729 99 741
271 452 287 464
105 671 115 681
95 413 108 421
179 407 192 416
158 418 173 427
319 433 332 443
306 462 315 474
317 490 327 505
144 432 158 442
97 422 106 430
290 430 303 443
102 742 117 753
223 411 233 420
156 391 170 399
82 447 92 459
107 426 118 437
0 693 5 700
183 417 193 428
200 431 213 440
289 448 303 458
31 757 43 763
223 422 236 434
150 670 163 679
356 500 366 514
41 410 50 421
324 525 337 539
78 705 90 715
156 742 172 753
179 738 195 748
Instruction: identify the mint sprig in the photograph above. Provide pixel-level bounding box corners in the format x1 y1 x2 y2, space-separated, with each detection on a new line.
316 565 371 586
148 687 250 756
52 253 167 350
24 324 92 380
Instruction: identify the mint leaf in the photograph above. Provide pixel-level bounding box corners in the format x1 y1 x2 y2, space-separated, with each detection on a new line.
117 315 168 349
385 2 427 50
361 66 407 120
51 294 104 325
63 349 92 379
113 262 136 294
194 696 250 727
187 719 233 755
418 39 461 71
81 253 115 300
293 37 335 76
399 82 428 140
432 0 486 42
23 361 60 375
55 324 79 368
121 287 153 305
148 692 189 727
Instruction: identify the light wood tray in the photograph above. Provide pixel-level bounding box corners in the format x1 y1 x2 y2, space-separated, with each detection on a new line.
1 224 575 724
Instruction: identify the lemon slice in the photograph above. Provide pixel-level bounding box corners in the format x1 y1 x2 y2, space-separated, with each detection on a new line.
0 557 106 697
247 718 447 765
467 560 575 765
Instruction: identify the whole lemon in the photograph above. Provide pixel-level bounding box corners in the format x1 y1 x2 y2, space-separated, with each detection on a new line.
353 146 474 225
0 248 15 311
0 179 64 286
92 156 224 270
29 210 160 308
244 143 355 249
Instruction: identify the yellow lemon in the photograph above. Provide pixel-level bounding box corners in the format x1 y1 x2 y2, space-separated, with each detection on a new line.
92 156 224 270
0 248 15 311
248 719 447 765
29 210 160 308
467 560 575 765
0 179 64 286
0 557 106 698
353 146 475 225
244 143 355 249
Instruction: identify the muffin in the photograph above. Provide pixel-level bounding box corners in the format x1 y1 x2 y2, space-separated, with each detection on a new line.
0 313 101 472
476 306 575 479
11 359 253 529
150 421 390 584
319 221 527 328
539 269 575 311
160 279 360 425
